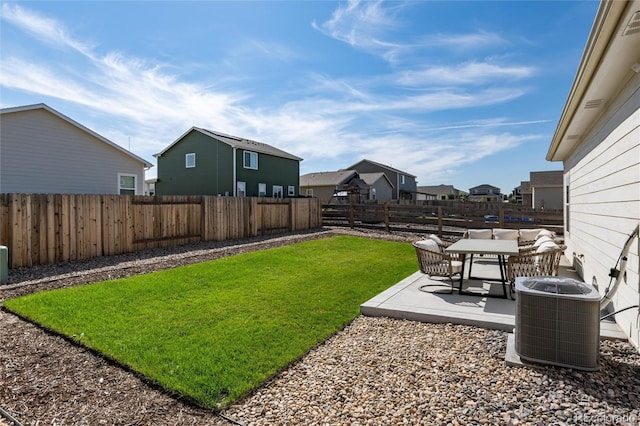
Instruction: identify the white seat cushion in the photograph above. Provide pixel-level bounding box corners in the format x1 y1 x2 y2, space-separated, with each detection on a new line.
536 241 559 253
467 229 493 239
415 239 440 252
536 229 556 239
428 234 443 245
493 229 519 240
450 260 463 273
534 236 554 247
519 228 544 241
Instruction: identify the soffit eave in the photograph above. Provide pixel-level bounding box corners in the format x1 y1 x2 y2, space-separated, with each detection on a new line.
547 0 635 162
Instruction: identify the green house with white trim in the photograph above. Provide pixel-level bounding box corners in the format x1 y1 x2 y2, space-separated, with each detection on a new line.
154 127 302 197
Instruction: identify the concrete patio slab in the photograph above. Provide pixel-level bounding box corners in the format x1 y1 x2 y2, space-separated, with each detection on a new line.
361 256 627 341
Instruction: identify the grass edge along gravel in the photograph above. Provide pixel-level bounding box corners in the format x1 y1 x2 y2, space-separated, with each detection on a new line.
3 235 417 409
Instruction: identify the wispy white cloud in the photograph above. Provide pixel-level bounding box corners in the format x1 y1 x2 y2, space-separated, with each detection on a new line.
313 0 399 45
421 31 508 51
418 119 551 132
1 3 94 55
0 58 94 103
371 118 551 135
397 62 536 86
313 1 508 64
312 0 412 63
225 39 301 64
282 86 526 116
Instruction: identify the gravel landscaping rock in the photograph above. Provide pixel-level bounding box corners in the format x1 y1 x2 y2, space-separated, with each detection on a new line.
1 227 639 425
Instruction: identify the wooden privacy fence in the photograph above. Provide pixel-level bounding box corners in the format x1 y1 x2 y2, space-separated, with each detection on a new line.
0 194 321 268
322 202 563 238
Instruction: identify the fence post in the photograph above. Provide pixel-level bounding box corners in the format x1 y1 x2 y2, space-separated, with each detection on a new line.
384 203 390 232
0 245 7 283
498 204 504 228
289 199 293 232
437 206 443 236
201 195 207 241
349 203 355 228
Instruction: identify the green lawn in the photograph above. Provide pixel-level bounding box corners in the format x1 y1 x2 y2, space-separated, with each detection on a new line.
3 235 417 408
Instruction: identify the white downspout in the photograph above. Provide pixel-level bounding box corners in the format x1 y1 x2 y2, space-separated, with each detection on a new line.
232 146 237 196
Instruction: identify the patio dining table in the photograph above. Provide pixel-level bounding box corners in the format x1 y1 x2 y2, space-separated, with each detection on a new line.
445 239 519 299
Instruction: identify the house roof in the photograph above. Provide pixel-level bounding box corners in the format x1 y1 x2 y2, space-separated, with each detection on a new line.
530 170 563 187
300 170 358 187
470 184 501 191
359 172 394 188
0 103 153 168
547 0 640 161
155 127 302 161
418 184 460 196
347 159 417 178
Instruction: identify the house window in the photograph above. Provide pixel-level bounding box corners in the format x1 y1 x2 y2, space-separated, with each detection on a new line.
237 181 246 197
243 151 258 169
306 188 314 197
288 186 295 197
258 183 267 197
371 188 377 200
400 175 405 184
118 174 136 195
185 153 196 168
273 185 283 198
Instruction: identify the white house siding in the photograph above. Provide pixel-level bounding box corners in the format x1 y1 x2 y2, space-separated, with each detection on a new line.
1 108 146 194
564 75 639 348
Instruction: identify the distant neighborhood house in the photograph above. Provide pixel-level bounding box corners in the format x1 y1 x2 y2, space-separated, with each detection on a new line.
144 178 157 196
358 172 394 202
468 184 502 202
417 184 463 201
0 103 152 195
512 171 562 208
299 170 394 204
513 181 531 206
154 127 302 197
347 159 418 201
529 170 563 210
300 170 359 204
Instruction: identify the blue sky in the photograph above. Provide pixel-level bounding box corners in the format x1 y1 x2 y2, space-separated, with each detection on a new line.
0 1 599 193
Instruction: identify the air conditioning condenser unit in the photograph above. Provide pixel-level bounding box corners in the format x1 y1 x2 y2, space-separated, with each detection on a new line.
515 276 601 371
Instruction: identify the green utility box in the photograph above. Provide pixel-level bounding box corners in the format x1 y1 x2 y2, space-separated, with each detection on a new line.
0 246 7 284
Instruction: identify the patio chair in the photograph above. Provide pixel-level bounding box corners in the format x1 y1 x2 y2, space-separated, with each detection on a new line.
427 234 461 250
507 244 567 298
518 228 546 246
413 240 463 294
517 228 558 249
518 234 561 253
